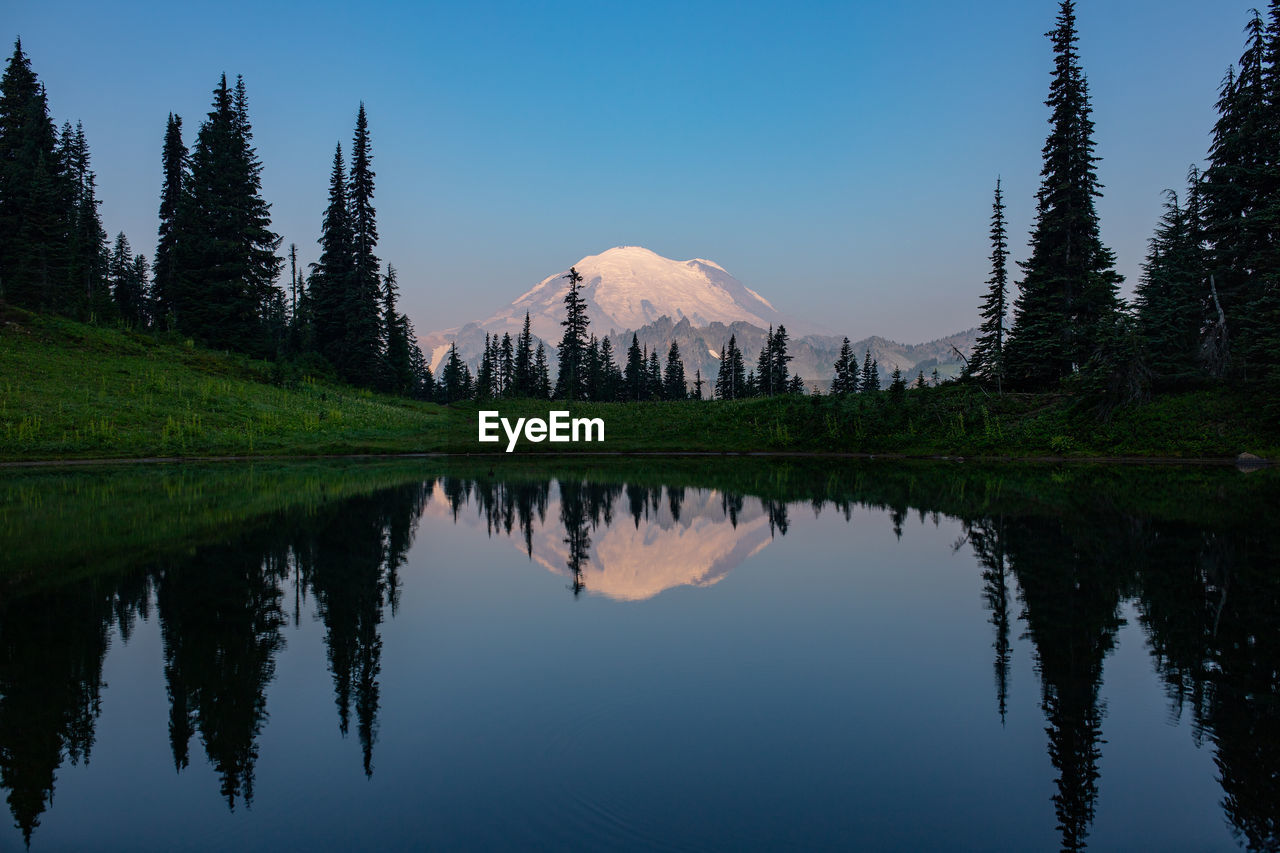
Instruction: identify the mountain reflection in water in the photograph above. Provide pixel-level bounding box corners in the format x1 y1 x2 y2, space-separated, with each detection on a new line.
0 461 1276 852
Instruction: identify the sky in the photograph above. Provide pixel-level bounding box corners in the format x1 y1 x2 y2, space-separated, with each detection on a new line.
5 0 1249 343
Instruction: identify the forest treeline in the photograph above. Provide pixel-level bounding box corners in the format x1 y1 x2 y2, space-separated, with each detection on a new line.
1 0 1278 414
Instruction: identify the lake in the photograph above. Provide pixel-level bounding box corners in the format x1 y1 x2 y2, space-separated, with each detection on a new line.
0 458 1276 852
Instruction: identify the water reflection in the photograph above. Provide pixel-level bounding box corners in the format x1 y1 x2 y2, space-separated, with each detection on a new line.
0 462 1277 851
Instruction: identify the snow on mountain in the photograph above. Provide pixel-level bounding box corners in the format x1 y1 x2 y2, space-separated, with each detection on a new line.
417 245 976 385
420 246 787 369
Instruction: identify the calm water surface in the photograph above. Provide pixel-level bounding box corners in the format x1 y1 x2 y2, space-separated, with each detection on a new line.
0 459 1276 852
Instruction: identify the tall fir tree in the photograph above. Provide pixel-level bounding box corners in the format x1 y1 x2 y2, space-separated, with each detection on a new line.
178 74 282 352
771 324 792 392
832 337 856 394
860 350 876 392
109 232 147 326
1134 171 1209 383
624 333 646 400
63 122 110 320
1006 1 1122 388
381 264 414 395
0 39 71 313
533 341 551 399
514 312 534 396
153 113 187 326
598 335 620 401
311 143 354 368
343 103 383 385
554 266 590 400
663 340 686 400
646 348 662 399
971 177 1011 390
756 326 775 396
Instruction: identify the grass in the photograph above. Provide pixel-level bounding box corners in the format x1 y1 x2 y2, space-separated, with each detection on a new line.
2 305 1277 461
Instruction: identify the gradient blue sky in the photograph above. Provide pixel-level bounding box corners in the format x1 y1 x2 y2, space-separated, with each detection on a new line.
6 0 1247 342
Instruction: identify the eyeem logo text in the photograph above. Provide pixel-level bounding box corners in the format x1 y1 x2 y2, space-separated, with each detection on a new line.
478 410 605 452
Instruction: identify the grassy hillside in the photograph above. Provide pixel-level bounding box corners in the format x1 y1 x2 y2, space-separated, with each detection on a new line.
1 306 1276 461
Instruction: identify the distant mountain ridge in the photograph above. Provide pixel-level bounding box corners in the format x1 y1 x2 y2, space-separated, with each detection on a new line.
418 246 975 388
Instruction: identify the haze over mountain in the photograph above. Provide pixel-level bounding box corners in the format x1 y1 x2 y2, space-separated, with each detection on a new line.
419 246 975 387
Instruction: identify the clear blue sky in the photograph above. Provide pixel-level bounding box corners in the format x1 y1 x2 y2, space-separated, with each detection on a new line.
6 0 1247 342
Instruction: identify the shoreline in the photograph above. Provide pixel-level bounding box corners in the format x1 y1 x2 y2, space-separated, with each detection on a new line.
0 449 1271 470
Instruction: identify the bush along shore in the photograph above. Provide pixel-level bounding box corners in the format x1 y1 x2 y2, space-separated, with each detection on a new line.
2 309 1276 463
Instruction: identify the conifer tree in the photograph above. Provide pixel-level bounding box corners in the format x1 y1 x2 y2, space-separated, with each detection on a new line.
533 341 551 399
971 177 1010 391
663 340 686 399
715 335 746 399
832 337 855 394
514 312 534 396
869 359 881 390
110 232 147 326
499 332 514 397
889 366 906 397
0 39 72 313
1134 173 1209 383
624 333 646 400
771 324 792 391
311 143 353 367
1006 1 1122 388
440 342 467 403
63 122 110 320
693 369 704 400
647 349 662 399
180 74 282 352
916 370 927 389
554 266 590 400
153 113 187 326
476 332 495 399
786 373 805 394
381 264 414 395
756 326 775 396
860 350 876 392
598 336 619 401
344 103 383 385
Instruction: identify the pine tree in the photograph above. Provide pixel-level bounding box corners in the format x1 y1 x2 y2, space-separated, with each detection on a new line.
533 341 551 399
179 74 282 352
110 232 147 325
646 348 662 399
832 337 855 394
860 350 875 392
771 324 792 392
381 264 414 394
584 335 602 400
475 332 495 399
63 122 110 320
889 366 906 397
786 373 805 394
0 39 72 313
756 326 775 396
693 369 704 400
554 266 590 400
971 177 1010 390
514 312 534 396
663 340 686 400
1134 171 1209 383
916 370 927 389
624 333 646 400
152 113 188 326
310 143 353 366
869 359 881 390
598 336 619 401
440 342 467 403
716 335 746 399
344 103 383 385
1006 1 1122 388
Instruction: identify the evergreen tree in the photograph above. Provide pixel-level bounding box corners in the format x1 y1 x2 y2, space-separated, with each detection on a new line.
693 368 704 400
63 122 110 320
624 333 646 400
832 336 856 394
771 324 792 391
179 74 282 352
499 332 514 397
343 103 383 386
554 266 589 400
513 312 534 396
646 348 662 399
152 113 187 326
110 232 147 326
971 177 1010 390
0 39 71 313
715 335 746 399
756 326 775 396
889 366 906 397
1134 172 1209 383
663 340 686 399
440 342 467 403
860 350 876 392
869 359 881 390
475 332 495 399
598 336 620 401
916 370 927 389
381 264 414 395
1006 1 1122 388
310 143 353 368
533 341 551 399
786 373 805 394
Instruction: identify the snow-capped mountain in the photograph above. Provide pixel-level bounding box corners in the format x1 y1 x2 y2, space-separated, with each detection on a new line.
420 246 788 370
417 245 975 385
